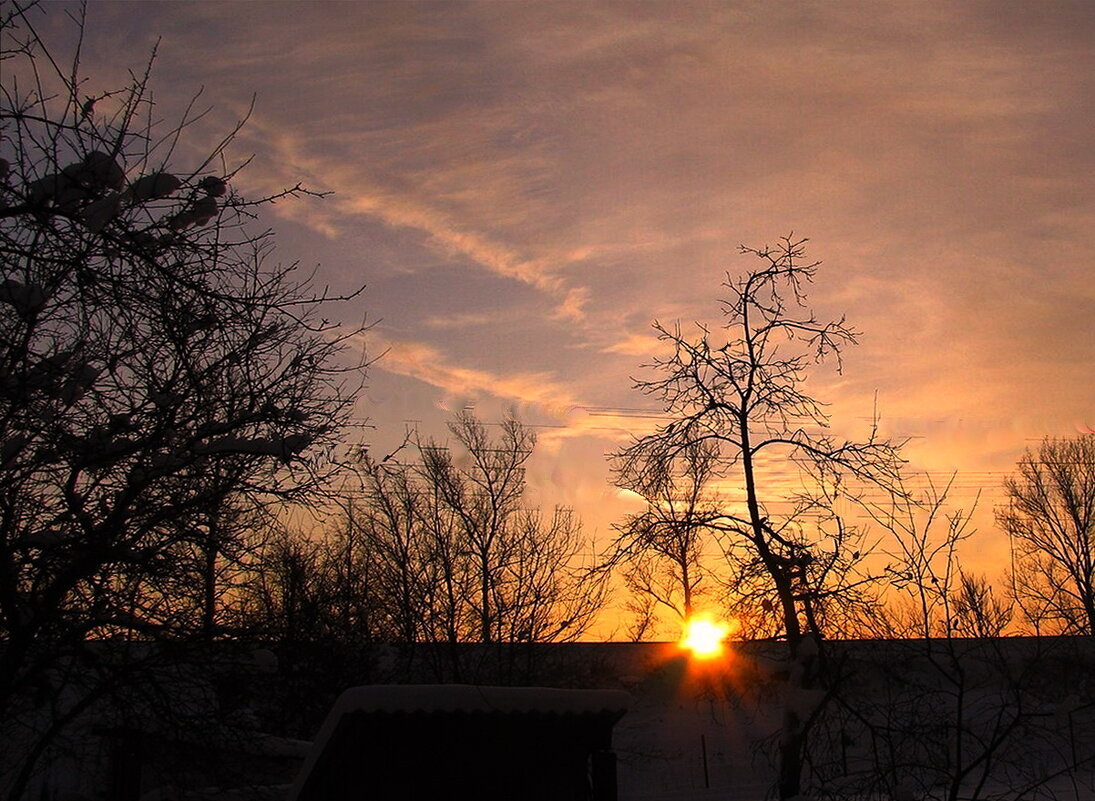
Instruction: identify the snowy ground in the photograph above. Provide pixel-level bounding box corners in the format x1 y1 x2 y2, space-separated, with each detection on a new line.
590 640 1095 801
612 645 782 801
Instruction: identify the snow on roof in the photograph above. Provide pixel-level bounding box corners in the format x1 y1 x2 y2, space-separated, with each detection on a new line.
328 684 630 717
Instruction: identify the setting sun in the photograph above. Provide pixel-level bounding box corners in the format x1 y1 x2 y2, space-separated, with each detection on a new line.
679 617 732 660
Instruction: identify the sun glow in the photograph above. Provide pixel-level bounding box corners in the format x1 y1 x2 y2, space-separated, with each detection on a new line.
679 616 731 660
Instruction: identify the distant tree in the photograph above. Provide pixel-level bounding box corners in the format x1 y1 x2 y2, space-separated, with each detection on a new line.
811 472 1092 801
235 521 341 643
420 411 539 644
267 411 608 680
346 459 438 644
998 434 1095 635
383 411 605 650
0 5 363 797
611 439 717 637
862 474 978 640
951 570 1013 639
613 236 902 799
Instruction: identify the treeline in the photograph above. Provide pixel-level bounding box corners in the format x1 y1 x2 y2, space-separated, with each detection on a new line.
611 430 1094 644
233 411 605 647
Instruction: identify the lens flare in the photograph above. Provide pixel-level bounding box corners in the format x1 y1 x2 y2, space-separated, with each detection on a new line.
679 616 730 659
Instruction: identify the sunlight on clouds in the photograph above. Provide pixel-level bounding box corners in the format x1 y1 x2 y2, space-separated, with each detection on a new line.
344 194 552 287
378 338 578 412
601 331 663 357
422 312 499 330
95 0 1095 600
235 117 590 320
550 287 591 322
375 335 667 455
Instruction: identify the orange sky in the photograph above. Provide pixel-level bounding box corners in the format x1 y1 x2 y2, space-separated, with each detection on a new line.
45 1 1094 637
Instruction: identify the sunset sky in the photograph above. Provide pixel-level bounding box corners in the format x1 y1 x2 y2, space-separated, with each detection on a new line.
36 1 1093 629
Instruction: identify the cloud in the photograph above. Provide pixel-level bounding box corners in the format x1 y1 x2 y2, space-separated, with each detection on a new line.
371 335 668 452
234 115 597 321
550 287 591 322
339 193 557 291
376 338 579 413
422 311 500 330
601 331 662 358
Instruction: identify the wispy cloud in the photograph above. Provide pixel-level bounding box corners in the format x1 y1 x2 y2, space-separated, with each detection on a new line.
235 117 595 321
339 193 558 293
376 338 578 414
421 311 500 330
371 335 668 452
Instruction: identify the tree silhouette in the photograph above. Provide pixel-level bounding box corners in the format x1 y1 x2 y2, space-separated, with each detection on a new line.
610 438 716 639
999 433 1095 635
355 411 606 657
0 5 363 796
816 473 1091 801
613 236 902 798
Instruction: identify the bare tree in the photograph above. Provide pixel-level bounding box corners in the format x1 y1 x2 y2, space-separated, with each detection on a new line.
420 412 535 644
612 439 717 636
303 411 605 668
951 570 1013 639
235 521 341 643
808 473 1094 801
414 411 605 647
0 5 363 797
867 475 978 640
614 237 901 647
613 235 901 799
718 474 883 642
352 457 439 643
998 434 1095 635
